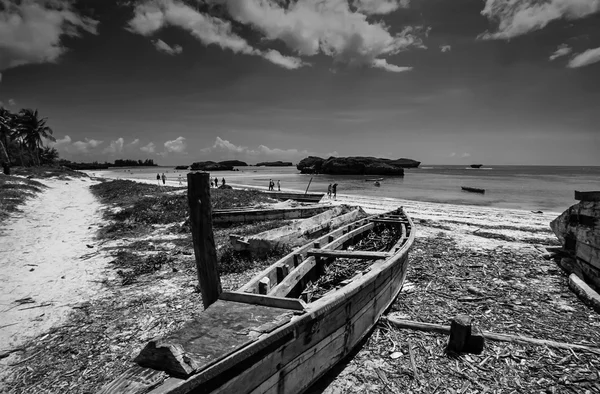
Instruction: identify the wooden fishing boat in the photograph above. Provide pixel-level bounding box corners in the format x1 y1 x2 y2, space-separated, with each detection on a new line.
469 164 483 169
262 191 325 203
550 191 600 290
100 207 415 394
212 205 331 225
461 186 485 194
365 178 383 182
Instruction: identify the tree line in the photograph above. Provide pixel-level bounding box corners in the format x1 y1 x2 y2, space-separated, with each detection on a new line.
0 107 58 167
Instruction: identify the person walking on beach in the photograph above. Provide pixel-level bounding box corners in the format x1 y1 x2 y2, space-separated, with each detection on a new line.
222 177 225 186
161 173 166 185
327 184 332 199
268 179 273 191
277 180 281 191
332 183 338 200
156 173 161 186
178 174 182 185
214 177 218 188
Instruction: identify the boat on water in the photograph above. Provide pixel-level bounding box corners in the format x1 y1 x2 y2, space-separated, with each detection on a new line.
469 164 483 169
100 207 415 394
365 178 383 182
461 186 485 194
550 191 600 290
262 191 325 203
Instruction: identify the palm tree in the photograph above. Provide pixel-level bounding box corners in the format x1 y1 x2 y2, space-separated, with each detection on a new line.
0 107 15 164
17 109 56 166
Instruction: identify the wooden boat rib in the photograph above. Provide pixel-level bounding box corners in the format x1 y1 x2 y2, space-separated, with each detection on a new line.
262 191 325 203
212 205 331 225
100 207 415 394
461 186 485 194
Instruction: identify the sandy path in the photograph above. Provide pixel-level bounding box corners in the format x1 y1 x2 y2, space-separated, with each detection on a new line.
0 177 109 355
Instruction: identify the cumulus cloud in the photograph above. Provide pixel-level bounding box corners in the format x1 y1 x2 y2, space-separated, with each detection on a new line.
0 0 98 72
50 135 72 147
127 0 305 70
549 44 572 60
153 39 182 55
201 137 321 163
461 153 471 158
440 45 451 52
372 58 412 72
164 136 186 154
103 137 125 155
568 46 600 68
140 142 156 153
128 139 140 146
70 138 103 154
479 0 600 40
353 0 410 15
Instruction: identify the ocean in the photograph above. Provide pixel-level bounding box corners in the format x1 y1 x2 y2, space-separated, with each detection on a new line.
96 165 600 213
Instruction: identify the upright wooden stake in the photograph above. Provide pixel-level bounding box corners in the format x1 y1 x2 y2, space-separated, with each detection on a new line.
304 177 313 195
187 172 222 308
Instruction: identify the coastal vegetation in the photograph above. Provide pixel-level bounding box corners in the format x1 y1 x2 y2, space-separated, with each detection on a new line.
60 159 157 170
296 156 421 175
190 161 234 171
256 161 293 166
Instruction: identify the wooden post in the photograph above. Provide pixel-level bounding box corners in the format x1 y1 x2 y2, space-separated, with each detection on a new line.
446 315 472 354
187 172 222 308
304 177 313 195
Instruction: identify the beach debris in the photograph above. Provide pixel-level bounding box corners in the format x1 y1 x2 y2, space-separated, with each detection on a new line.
86 244 94 248
14 297 35 305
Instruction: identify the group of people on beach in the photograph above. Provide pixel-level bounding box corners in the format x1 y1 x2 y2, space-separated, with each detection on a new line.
212 177 225 188
327 183 338 199
268 179 280 191
156 173 184 186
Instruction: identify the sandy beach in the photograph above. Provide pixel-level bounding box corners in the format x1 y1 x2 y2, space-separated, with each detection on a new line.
0 176 110 358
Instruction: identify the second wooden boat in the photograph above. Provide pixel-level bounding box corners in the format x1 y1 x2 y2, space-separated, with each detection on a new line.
461 186 485 194
262 191 325 203
100 207 415 394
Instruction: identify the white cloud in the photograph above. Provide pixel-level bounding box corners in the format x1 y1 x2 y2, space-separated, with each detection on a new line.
153 39 182 55
50 135 72 147
70 138 104 154
128 139 140 146
127 0 305 70
326 151 340 157
200 137 323 163
140 142 155 153
479 0 600 40
7 98 16 106
353 0 410 15
164 136 186 154
549 44 572 60
461 153 471 158
449 152 457 157
440 45 451 53
0 0 98 72
221 0 423 71
103 137 125 155
568 46 600 68
372 58 412 72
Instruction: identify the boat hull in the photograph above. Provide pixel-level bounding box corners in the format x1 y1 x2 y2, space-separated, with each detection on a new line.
461 186 485 194
262 192 325 203
212 206 331 225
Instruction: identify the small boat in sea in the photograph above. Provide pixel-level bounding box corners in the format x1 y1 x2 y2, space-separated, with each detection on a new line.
470 164 483 169
100 207 415 394
365 178 384 182
461 186 485 194
550 190 600 291
262 191 325 203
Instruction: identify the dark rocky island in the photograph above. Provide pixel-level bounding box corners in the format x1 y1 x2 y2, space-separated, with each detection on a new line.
256 161 293 167
190 161 233 171
175 165 189 170
297 156 420 175
219 160 248 167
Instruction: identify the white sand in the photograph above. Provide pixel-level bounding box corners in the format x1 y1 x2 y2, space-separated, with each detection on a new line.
0 177 110 355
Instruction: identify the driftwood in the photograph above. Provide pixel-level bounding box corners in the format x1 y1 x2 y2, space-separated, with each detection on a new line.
382 316 600 355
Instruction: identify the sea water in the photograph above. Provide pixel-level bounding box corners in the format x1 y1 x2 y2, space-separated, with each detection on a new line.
98 165 600 213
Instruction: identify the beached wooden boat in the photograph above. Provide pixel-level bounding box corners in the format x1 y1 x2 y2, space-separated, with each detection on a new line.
365 178 383 182
100 207 414 394
212 205 331 225
262 191 325 203
469 164 483 169
461 186 485 194
550 191 600 290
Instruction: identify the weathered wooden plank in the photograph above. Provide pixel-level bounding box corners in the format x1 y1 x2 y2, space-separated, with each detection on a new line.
569 274 600 313
575 191 600 202
575 241 600 270
219 291 306 311
268 257 317 298
306 249 391 260
133 300 295 377
212 206 331 224
258 277 271 295
187 172 221 308
369 218 408 224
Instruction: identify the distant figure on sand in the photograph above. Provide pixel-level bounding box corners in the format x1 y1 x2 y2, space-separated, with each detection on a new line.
178 174 182 185
277 180 281 191
161 173 166 185
268 179 273 191
332 183 338 199
327 184 332 199
215 177 218 188
156 173 161 185
222 178 225 186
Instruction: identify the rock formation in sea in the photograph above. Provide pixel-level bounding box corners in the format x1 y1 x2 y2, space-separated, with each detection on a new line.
255 161 293 167
297 156 420 175
219 160 248 167
190 161 233 171
174 165 189 170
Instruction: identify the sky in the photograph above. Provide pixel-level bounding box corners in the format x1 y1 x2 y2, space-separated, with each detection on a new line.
0 0 599 166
